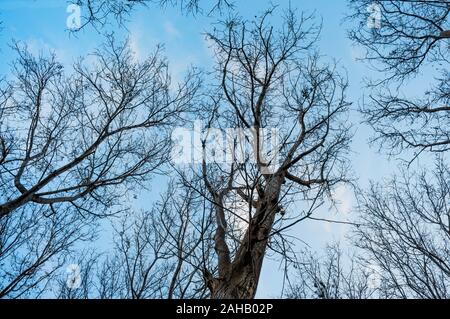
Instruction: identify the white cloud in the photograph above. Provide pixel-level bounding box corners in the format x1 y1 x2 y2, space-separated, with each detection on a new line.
325 184 355 236
323 221 332 234
224 191 252 234
129 30 144 62
128 20 160 62
331 184 353 216
163 21 181 38
203 35 216 59
350 46 365 61
24 38 68 64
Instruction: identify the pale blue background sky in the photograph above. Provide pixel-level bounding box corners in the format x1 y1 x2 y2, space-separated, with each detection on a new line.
0 0 436 298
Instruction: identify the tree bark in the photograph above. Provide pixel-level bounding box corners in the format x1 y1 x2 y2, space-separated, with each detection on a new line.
209 177 282 299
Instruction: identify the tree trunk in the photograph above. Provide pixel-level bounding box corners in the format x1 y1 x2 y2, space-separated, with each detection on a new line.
209 240 270 298
209 178 282 299
210 266 260 299
209 217 275 298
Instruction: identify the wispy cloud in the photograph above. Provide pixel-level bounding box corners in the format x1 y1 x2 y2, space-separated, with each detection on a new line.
129 30 143 61
163 21 181 38
24 38 68 64
332 184 353 216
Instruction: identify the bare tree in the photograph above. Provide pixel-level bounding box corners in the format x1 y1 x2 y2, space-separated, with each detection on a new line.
54 249 100 299
286 244 376 299
0 204 96 298
70 0 234 31
355 161 450 299
345 1 450 299
348 0 450 81
0 36 198 299
55 179 214 299
180 8 353 298
0 81 11 167
1 2 356 300
0 36 198 219
348 0 450 156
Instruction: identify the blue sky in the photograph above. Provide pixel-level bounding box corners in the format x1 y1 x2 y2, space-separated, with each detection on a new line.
0 0 437 298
